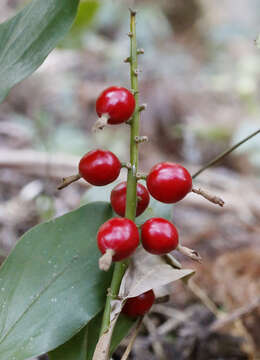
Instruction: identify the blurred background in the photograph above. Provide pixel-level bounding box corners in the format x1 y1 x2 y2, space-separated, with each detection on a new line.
0 0 260 359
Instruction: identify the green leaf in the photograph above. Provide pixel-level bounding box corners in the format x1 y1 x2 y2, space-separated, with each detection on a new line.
0 202 113 360
0 0 80 103
72 0 99 31
48 327 88 360
110 314 136 354
59 0 100 48
49 312 135 360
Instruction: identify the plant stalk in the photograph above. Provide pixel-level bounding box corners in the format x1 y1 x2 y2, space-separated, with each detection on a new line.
125 8 140 221
192 128 260 179
99 9 140 338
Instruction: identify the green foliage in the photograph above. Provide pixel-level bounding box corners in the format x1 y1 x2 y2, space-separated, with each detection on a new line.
49 311 135 360
73 0 100 31
49 327 88 360
110 314 136 354
60 0 100 48
0 0 80 103
0 202 113 360
86 312 135 359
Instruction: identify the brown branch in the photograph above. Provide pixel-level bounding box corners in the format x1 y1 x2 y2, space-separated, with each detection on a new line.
121 316 144 360
161 253 182 269
192 187 225 207
187 279 220 317
177 245 202 263
57 174 81 190
143 316 166 360
210 297 260 332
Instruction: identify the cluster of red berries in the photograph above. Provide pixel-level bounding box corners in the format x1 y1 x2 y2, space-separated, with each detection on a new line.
60 86 193 317
78 86 192 317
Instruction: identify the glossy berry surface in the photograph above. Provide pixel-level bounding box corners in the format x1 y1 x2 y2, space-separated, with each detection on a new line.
97 218 139 261
79 149 121 186
110 181 150 217
141 217 179 255
146 162 192 203
122 289 155 318
96 86 135 125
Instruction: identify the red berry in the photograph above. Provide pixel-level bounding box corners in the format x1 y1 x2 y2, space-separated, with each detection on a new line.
110 181 150 217
146 162 192 203
122 289 155 318
97 218 139 261
96 86 135 125
79 149 121 186
141 217 179 255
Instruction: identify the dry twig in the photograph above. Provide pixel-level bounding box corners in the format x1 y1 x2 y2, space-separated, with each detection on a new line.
121 316 144 360
143 316 166 360
57 174 81 190
210 297 260 332
177 244 202 263
192 187 224 207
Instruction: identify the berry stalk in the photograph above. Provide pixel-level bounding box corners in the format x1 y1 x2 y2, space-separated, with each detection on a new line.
99 9 141 338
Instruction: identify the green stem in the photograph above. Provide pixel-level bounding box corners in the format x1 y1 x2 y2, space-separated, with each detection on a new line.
99 9 140 338
192 128 260 179
99 261 127 336
125 8 139 221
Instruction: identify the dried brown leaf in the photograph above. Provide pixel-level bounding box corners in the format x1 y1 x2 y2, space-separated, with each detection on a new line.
92 317 118 360
93 249 194 360
124 248 194 298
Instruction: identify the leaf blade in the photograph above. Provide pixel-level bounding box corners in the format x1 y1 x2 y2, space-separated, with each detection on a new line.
48 327 88 360
0 202 113 360
0 0 80 103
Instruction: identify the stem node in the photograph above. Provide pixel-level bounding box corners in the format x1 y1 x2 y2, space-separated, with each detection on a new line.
136 172 147 180
137 48 145 55
135 135 148 143
139 103 147 112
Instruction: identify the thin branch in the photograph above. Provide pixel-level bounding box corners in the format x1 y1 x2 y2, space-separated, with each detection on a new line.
177 244 202 263
187 279 220 317
143 316 166 360
192 187 224 207
210 297 260 332
121 316 144 360
57 174 81 190
192 128 260 179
